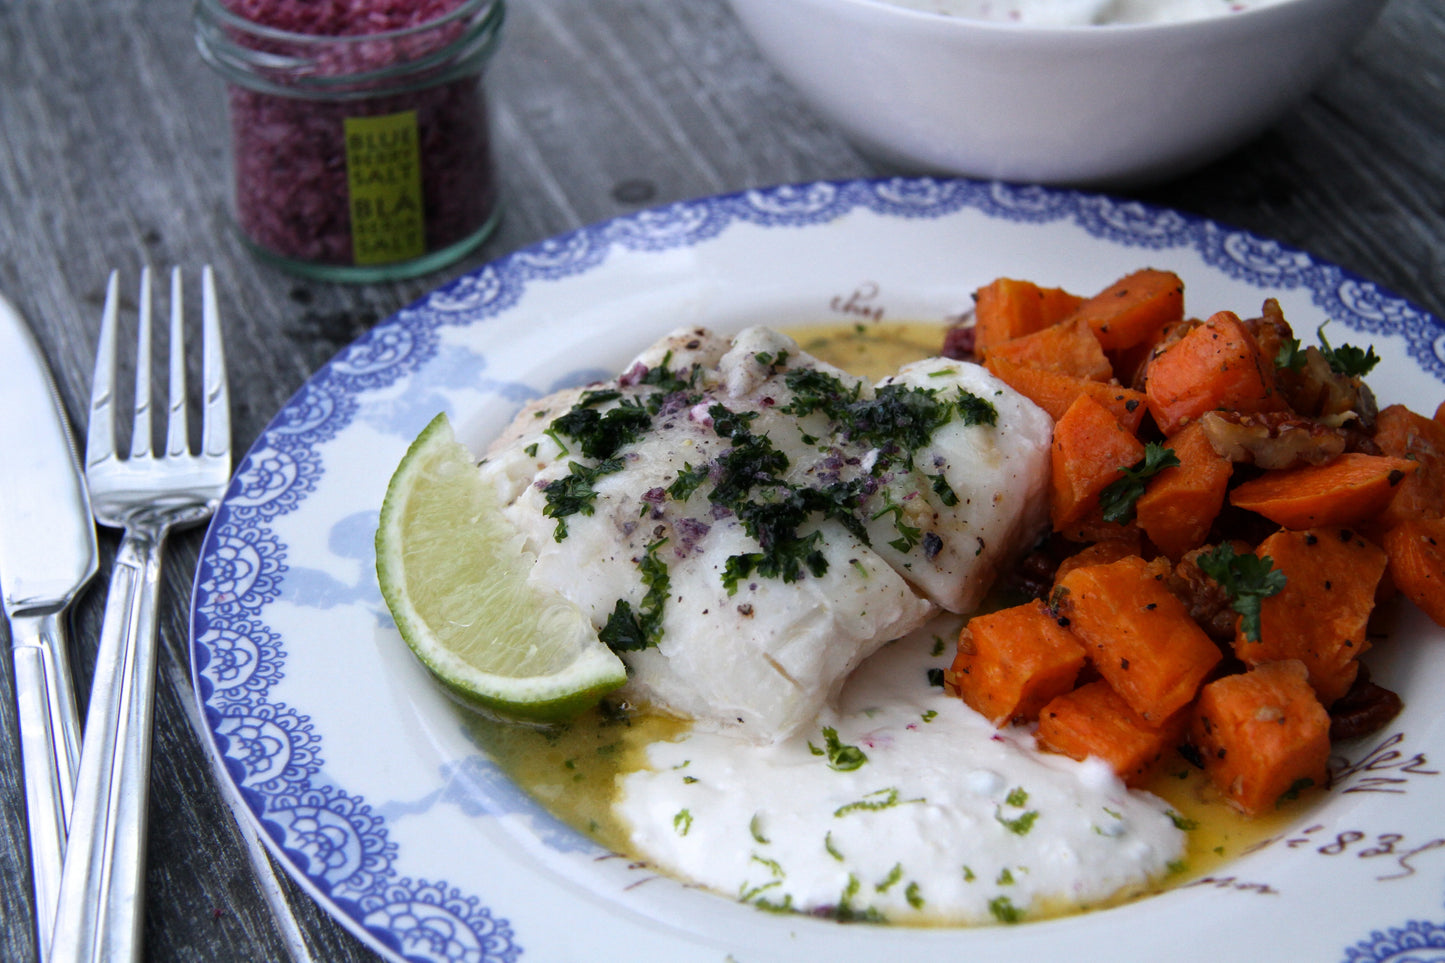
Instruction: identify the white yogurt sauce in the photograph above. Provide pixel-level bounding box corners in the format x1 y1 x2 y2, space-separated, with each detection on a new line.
878 0 1289 25
616 620 1186 924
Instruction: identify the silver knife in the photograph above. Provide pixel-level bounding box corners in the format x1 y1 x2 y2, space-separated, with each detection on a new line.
0 292 98 963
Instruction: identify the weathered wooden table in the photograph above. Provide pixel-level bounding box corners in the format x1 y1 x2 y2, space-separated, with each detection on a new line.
1 0 1441 959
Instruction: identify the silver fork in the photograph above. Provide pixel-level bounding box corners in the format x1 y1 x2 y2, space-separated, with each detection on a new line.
50 266 230 963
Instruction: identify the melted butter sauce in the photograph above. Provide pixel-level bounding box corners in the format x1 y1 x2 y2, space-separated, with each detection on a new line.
466 319 1321 922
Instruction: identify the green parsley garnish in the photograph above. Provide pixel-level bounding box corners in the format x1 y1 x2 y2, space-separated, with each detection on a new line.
1195 542 1287 643
667 462 710 501
1316 321 1381 377
549 399 651 460
1099 442 1180 524
598 538 671 651
541 457 624 540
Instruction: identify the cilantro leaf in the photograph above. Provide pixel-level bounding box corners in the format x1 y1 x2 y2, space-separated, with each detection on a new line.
1098 443 1180 524
1195 543 1287 643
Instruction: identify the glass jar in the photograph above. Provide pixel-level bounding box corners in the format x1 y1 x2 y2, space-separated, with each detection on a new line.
194 0 504 282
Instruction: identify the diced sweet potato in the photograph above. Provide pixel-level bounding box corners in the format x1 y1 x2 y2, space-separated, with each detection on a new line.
1228 453 1416 530
1055 555 1223 723
984 353 1149 429
947 600 1087 727
1136 422 1234 559
985 316 1113 382
1062 268 1185 352
1036 680 1187 786
1382 517 1445 628
1373 404 1445 528
1050 394 1147 533
973 277 1085 357
1190 660 1331 815
1144 310 1287 435
1240 528 1387 706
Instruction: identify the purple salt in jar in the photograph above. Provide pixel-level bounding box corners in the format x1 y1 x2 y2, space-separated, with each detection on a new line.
195 0 503 281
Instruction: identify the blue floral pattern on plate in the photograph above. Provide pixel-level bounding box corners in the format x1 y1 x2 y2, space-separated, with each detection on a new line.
190 177 1445 962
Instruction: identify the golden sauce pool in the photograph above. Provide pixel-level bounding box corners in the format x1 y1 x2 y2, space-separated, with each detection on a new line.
467 318 1320 910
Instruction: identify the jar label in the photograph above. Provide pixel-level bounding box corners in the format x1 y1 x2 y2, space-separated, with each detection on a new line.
344 111 425 266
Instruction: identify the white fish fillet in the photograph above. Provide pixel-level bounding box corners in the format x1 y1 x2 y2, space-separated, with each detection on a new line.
478 326 1050 741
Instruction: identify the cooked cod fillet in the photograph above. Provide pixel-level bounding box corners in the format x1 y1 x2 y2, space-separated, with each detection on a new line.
478 325 1050 741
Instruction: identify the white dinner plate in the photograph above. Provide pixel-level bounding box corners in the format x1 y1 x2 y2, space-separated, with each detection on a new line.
191 177 1445 963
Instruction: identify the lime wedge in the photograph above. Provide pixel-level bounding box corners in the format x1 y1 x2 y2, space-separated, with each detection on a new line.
375 412 627 722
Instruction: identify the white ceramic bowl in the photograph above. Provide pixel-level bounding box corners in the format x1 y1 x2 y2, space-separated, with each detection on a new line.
725 0 1388 187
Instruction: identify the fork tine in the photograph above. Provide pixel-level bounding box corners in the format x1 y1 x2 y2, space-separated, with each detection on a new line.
85 271 120 471
165 268 189 458
199 265 230 462
130 266 154 459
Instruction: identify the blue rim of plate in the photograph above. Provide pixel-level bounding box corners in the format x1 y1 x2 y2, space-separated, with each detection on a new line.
188 175 1445 962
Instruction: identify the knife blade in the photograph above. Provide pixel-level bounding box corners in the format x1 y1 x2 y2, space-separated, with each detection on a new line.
0 291 98 962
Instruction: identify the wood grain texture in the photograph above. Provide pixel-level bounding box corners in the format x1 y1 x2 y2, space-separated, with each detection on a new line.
0 0 1441 959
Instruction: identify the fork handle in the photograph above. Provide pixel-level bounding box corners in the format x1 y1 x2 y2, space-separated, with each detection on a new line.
10 609 83 963
49 523 164 963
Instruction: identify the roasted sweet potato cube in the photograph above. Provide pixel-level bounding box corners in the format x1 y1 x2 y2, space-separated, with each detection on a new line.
985 353 1149 429
1145 310 1287 435
1055 555 1223 723
1063 268 1185 352
1240 528 1387 706
1050 394 1147 533
1136 421 1233 560
1374 404 1445 528
947 599 1087 727
986 316 1113 382
1036 680 1187 786
973 277 1085 356
1383 517 1445 628
1190 660 1331 815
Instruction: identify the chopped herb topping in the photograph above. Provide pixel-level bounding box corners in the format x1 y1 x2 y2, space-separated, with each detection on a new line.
1196 542 1287 643
673 809 692 835
1005 787 1029 808
989 896 1023 924
542 457 624 540
637 355 703 394
824 832 845 862
905 881 924 910
1099 443 1180 524
871 490 923 553
1278 777 1315 805
834 787 924 818
750 813 770 845
996 808 1040 836
667 462 710 501
808 726 869 772
1168 811 1198 831
1316 322 1381 377
598 538 671 651
928 472 960 507
550 399 652 460
875 863 904 892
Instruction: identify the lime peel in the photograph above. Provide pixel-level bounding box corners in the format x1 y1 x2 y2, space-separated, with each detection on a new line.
376 412 627 722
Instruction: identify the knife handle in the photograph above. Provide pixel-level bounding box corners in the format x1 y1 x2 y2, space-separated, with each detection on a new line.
10 609 84 963
49 525 162 963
